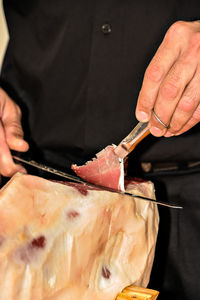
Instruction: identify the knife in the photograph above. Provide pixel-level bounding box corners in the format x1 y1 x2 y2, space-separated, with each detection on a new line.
114 122 150 159
13 155 182 209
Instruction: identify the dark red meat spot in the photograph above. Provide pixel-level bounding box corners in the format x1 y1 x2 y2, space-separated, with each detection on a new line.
67 210 80 220
102 266 111 279
14 236 46 264
50 180 97 195
67 182 89 196
31 236 46 248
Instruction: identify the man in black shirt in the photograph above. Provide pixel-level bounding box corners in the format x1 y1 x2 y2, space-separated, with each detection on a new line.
0 1 200 299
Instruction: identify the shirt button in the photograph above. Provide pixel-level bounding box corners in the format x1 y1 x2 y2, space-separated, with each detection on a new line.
101 23 112 35
141 162 152 173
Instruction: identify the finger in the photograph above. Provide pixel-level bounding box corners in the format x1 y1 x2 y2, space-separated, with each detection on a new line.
136 28 181 122
164 68 200 136
149 56 197 136
0 121 27 177
2 101 29 152
171 103 200 136
5 122 29 152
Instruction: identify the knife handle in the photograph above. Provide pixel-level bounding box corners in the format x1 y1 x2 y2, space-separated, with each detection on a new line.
114 122 150 159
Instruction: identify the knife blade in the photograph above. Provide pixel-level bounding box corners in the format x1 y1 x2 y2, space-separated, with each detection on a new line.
13 155 182 209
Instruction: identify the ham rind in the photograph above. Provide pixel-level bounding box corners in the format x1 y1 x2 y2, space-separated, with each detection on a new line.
0 173 159 300
72 145 125 191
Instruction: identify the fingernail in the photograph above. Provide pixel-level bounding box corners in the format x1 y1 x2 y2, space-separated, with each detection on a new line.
136 111 150 122
150 126 164 136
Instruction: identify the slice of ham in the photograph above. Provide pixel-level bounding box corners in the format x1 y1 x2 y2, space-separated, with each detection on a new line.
0 173 159 300
72 145 125 191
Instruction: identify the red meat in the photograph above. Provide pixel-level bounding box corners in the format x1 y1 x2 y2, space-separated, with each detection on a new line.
72 145 125 191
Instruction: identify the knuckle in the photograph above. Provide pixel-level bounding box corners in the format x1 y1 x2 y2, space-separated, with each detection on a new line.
7 120 23 134
160 80 179 99
12 121 23 132
9 102 22 121
6 126 24 142
167 21 188 38
145 64 163 83
15 104 22 118
177 96 197 113
138 94 154 109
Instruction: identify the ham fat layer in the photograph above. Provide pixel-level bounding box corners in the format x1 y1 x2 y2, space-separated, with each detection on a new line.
0 173 159 300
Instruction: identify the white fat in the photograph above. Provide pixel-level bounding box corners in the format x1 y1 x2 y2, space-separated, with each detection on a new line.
119 158 125 192
112 144 125 192
48 274 57 288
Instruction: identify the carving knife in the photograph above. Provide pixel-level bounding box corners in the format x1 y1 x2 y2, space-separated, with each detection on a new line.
13 155 182 209
114 121 150 159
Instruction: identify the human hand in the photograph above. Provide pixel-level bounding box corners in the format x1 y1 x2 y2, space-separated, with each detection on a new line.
0 88 29 177
136 20 200 137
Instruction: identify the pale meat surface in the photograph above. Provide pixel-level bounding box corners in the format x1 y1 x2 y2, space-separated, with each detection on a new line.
0 173 159 300
72 145 125 191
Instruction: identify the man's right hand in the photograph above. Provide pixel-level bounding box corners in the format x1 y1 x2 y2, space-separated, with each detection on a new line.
0 88 29 177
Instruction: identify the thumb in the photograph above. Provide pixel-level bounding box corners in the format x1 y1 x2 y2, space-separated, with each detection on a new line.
5 120 29 152
2 100 29 152
0 120 27 177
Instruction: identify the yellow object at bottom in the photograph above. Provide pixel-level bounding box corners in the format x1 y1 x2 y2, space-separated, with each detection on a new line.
116 285 159 300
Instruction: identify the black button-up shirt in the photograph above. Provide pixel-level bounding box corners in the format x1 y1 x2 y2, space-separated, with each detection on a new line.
1 0 200 171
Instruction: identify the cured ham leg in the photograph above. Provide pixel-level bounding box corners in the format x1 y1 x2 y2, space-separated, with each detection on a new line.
0 173 159 300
